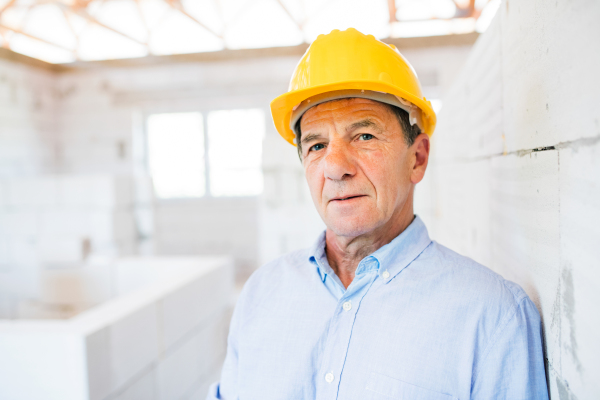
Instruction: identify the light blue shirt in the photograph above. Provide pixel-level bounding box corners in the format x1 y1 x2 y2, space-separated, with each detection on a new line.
208 216 549 400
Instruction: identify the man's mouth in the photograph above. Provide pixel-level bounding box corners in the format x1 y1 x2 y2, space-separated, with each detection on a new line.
330 195 366 202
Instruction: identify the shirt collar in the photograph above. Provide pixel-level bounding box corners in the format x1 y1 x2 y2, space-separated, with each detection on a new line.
368 215 432 283
308 215 432 284
308 230 330 283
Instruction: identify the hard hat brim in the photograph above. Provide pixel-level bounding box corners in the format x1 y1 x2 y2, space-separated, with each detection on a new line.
270 80 437 146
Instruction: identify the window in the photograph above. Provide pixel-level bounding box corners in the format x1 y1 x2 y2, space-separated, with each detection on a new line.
147 112 205 199
207 109 265 197
146 109 265 199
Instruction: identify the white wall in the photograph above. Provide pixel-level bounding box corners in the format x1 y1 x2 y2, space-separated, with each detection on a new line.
154 197 259 280
0 56 57 176
0 256 233 400
0 175 140 318
53 58 296 278
423 1 600 398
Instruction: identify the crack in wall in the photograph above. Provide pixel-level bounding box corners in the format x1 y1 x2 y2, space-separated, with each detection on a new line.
433 134 600 165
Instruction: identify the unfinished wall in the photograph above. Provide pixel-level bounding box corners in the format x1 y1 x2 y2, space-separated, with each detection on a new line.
422 1 600 398
0 54 58 177
53 56 299 277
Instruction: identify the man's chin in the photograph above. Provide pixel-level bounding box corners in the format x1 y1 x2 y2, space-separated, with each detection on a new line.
325 220 379 239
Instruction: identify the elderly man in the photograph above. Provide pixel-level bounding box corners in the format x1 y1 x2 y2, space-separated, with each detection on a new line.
208 29 548 400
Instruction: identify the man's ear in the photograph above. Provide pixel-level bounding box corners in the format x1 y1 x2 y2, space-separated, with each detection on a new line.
411 133 430 184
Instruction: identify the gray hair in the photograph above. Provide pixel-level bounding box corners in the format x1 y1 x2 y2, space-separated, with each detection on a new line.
293 101 421 160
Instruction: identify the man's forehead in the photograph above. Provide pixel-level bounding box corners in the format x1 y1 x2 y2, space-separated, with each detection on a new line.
301 97 391 125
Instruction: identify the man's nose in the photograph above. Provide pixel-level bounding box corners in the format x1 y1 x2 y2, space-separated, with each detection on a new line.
323 141 356 181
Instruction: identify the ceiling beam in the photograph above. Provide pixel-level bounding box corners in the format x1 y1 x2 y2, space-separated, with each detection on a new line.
163 0 223 39
0 46 72 72
388 0 398 23
275 0 303 30
59 4 148 46
59 6 81 60
0 0 17 17
0 23 75 52
63 32 479 69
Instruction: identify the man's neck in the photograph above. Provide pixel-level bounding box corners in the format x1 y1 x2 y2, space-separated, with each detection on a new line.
325 207 415 289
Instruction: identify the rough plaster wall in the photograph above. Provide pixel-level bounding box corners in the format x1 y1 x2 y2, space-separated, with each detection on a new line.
422 1 600 398
0 58 58 177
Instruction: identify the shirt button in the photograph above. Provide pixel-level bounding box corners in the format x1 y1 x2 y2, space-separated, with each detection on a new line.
343 301 352 311
382 270 390 280
325 372 334 383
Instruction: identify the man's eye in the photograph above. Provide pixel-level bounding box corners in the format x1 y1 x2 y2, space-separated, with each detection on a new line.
359 134 374 141
309 143 325 152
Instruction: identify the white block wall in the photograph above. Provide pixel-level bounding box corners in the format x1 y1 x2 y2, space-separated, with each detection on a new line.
0 256 233 400
154 197 259 281
420 1 600 398
0 57 57 177
0 174 141 318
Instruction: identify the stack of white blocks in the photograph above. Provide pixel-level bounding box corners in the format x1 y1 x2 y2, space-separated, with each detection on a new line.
0 256 233 400
0 174 138 318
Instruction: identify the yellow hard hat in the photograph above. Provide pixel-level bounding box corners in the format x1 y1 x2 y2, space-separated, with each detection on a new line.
270 28 437 146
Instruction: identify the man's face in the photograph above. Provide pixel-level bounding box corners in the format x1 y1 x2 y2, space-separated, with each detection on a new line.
300 98 426 238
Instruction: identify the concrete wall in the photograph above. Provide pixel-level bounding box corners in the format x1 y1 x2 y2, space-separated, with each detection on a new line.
0 175 140 318
422 1 600 398
0 256 233 400
0 56 58 177
53 58 293 278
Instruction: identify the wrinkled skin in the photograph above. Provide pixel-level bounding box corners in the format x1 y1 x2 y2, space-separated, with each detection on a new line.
300 98 430 288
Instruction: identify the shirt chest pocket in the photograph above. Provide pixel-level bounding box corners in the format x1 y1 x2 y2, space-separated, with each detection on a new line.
365 372 457 400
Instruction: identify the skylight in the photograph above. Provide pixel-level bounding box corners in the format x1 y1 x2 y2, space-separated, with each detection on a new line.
0 0 499 64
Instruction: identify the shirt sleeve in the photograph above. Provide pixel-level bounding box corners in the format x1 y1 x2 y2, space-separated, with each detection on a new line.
471 296 549 400
205 290 244 400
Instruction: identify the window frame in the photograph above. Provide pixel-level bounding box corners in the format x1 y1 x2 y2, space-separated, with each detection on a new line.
142 106 265 202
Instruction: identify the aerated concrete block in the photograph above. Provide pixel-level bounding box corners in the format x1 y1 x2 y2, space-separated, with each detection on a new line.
156 333 201 400
433 15 504 161
0 180 7 208
112 368 156 400
89 210 136 244
38 210 90 237
6 177 58 207
108 304 160 392
427 158 492 268
86 328 111 400
489 150 561 366
8 238 39 267
37 237 85 264
159 264 232 351
2 211 38 238
555 142 600 398
58 175 134 208
500 0 600 151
